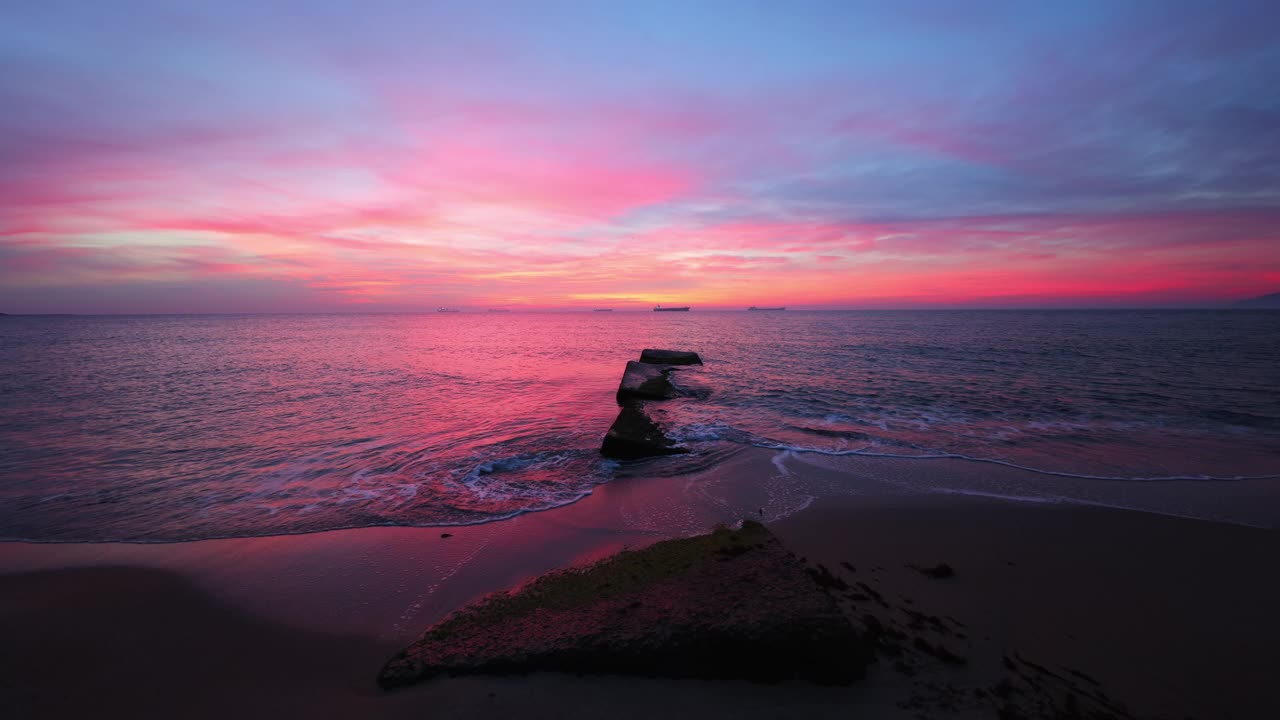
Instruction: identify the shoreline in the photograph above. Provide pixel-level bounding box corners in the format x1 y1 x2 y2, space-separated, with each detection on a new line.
4 451 1279 718
7 441 1276 548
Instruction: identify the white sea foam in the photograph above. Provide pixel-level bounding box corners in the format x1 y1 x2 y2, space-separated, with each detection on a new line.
771 449 795 476
930 488 1065 505
666 422 734 442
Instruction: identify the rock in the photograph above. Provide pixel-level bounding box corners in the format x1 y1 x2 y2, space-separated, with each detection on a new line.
616 360 683 402
639 349 702 365
909 563 955 579
600 349 705 458
378 521 872 689
600 403 686 459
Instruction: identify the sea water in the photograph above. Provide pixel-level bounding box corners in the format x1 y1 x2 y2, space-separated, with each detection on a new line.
1 310 1276 541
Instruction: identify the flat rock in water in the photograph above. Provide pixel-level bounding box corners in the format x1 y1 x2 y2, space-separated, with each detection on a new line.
379 521 871 688
616 360 682 402
599 402 686 459
639 349 702 365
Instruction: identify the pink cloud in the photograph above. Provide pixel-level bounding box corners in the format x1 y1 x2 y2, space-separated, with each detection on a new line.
399 139 693 219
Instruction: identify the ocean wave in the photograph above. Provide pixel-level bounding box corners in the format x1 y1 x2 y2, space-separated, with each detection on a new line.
461 450 575 484
787 424 927 450
1200 409 1280 430
665 422 742 443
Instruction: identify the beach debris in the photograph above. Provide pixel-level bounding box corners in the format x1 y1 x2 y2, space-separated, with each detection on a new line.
638 348 702 365
378 520 872 689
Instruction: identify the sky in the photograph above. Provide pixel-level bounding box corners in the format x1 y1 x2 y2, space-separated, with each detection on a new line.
2 0 1278 312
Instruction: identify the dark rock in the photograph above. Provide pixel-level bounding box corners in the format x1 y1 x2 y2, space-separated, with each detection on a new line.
861 613 884 638
600 402 686 460
379 521 873 689
616 361 683 403
997 703 1029 720
807 564 849 590
639 349 702 365
992 679 1018 698
855 581 888 608
903 607 951 635
910 562 955 579
440 533 453 539
913 637 966 665
1066 667 1100 686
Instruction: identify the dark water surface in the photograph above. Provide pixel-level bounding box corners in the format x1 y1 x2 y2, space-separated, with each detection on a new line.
2 310 1277 541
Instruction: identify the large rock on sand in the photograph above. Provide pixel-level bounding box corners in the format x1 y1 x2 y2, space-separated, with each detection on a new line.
616 360 682 402
600 402 686 460
379 521 871 689
639 348 702 365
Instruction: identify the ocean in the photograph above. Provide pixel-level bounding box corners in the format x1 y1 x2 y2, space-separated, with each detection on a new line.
1 310 1277 541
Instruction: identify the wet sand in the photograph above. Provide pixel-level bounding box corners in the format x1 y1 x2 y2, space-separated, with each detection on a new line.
773 494 1280 719
3 452 1278 719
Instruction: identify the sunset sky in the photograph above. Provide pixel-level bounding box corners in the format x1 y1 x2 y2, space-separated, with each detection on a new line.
2 0 1278 312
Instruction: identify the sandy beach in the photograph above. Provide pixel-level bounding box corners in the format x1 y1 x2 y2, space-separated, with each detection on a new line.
3 449 1278 719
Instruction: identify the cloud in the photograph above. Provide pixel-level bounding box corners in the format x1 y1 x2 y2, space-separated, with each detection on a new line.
2 1 1277 311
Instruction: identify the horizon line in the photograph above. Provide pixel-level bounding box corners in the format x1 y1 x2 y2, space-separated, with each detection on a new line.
4 305 1273 317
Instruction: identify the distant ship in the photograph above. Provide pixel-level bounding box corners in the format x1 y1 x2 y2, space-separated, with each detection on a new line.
654 305 690 312
748 306 786 311
436 307 461 313
487 309 511 313
592 308 613 312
